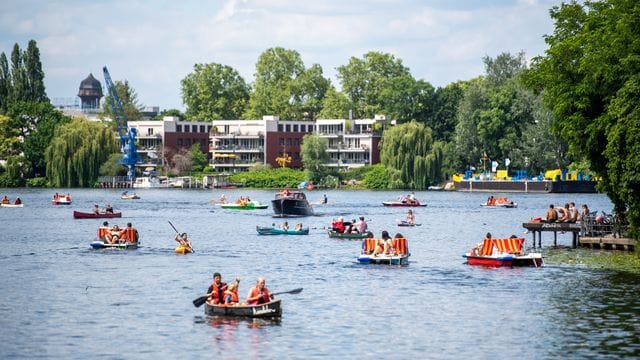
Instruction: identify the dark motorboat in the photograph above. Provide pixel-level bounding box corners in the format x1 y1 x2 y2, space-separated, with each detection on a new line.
271 191 313 217
204 299 282 318
73 211 122 219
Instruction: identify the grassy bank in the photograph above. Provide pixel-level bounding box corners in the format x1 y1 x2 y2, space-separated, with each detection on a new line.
544 247 640 274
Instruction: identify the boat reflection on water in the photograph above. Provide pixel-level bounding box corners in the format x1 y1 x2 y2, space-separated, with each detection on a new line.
204 316 282 329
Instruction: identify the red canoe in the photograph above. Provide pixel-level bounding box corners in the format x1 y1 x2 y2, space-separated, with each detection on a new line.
73 211 122 219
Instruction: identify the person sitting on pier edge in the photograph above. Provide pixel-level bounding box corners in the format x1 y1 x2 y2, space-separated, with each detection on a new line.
206 272 227 305
246 277 273 305
224 278 241 305
558 203 571 222
545 204 558 223
569 202 579 222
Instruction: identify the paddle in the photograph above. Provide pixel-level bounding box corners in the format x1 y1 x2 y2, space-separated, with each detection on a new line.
169 221 194 253
192 287 303 308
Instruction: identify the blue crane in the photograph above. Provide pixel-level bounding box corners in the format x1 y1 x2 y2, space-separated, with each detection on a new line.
103 66 138 181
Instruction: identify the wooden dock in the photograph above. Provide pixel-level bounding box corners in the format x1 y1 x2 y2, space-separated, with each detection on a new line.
522 222 581 248
523 222 636 251
579 235 636 251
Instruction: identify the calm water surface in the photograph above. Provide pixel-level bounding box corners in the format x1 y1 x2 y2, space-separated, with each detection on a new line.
1 188 639 359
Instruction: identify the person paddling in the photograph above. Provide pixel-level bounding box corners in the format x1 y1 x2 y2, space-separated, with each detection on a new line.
175 232 193 252
246 277 273 305
206 272 227 305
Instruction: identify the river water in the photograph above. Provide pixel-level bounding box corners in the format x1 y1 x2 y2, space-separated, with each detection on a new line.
1 188 639 359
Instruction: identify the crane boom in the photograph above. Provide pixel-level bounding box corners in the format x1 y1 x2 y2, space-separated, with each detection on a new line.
103 66 138 181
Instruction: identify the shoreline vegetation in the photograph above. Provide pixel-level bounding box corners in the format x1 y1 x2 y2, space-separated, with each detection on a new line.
544 248 640 275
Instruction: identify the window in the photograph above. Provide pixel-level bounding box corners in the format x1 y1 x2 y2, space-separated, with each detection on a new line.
293 124 298 132
308 125 314 132
285 124 291 132
207 125 212 133
147 128 154 136
200 125 205 133
300 125 306 132
177 125 182 132
278 124 283 132
279 137 285 145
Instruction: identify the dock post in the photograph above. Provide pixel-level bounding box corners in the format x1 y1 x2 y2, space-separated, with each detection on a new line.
531 232 536 249
553 231 557 247
572 233 578 248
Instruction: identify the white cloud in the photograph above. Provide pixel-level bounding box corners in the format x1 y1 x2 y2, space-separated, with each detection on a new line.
0 0 559 111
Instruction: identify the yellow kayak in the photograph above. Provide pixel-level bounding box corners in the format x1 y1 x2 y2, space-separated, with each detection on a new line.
175 245 192 254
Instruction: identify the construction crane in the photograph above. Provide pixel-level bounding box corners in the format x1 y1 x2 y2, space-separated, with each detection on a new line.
103 66 138 181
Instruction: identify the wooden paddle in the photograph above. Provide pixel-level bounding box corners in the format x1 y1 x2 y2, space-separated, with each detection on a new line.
192 287 303 308
169 221 194 253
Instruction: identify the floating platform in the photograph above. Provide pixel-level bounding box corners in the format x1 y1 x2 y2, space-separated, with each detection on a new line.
579 235 636 251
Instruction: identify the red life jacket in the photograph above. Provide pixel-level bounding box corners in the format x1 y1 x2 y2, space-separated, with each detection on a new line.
248 287 270 305
209 282 227 303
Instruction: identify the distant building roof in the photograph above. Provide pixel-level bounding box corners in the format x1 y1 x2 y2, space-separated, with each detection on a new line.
78 73 103 97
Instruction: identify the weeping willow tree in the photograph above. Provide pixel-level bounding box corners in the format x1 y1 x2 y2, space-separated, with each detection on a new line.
380 121 444 189
45 118 119 187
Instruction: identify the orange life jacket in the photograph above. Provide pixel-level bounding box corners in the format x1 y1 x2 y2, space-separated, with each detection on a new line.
209 282 227 303
97 226 110 240
248 287 270 305
122 228 138 242
224 290 239 304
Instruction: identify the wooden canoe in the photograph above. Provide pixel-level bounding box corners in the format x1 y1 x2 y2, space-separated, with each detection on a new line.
204 299 282 318
73 211 122 219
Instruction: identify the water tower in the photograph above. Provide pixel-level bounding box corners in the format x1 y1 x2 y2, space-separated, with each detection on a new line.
77 73 103 109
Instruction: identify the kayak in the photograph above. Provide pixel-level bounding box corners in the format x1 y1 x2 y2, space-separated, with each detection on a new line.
221 201 268 210
204 299 282 318
256 226 309 235
175 245 192 254
73 211 122 219
90 241 138 250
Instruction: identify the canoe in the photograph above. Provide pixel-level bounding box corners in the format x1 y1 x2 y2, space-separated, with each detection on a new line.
175 245 192 254
327 231 369 239
397 220 421 227
73 211 122 219
256 226 309 235
220 201 268 210
382 201 426 207
1 203 24 208
204 299 282 318
90 241 138 250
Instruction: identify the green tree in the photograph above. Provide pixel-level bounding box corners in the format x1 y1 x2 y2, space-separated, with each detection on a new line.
23 40 47 102
10 43 27 103
318 87 351 119
45 118 119 187
0 52 10 113
337 51 413 119
244 47 306 120
7 101 70 178
292 64 331 120
525 0 640 233
155 108 185 120
99 153 128 177
0 114 21 157
101 80 143 121
300 133 329 182
380 121 444 189
428 82 466 142
181 63 249 120
189 143 208 171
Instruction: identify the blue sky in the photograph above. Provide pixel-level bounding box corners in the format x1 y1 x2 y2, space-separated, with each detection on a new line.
0 0 560 112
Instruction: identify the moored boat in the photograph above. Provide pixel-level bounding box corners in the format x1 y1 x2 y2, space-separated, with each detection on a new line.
328 231 369 239
204 299 282 318
463 237 543 267
357 237 410 265
73 211 122 219
256 226 309 235
90 241 138 250
221 201 268 210
271 190 313 217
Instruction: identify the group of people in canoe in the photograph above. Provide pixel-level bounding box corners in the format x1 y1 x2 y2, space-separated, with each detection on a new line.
331 216 369 234
206 273 274 306
1 195 21 205
98 221 139 244
93 203 115 214
279 221 304 231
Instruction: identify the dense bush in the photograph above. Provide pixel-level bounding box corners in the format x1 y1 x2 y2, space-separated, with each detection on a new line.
362 164 391 189
26 177 48 187
229 167 306 188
